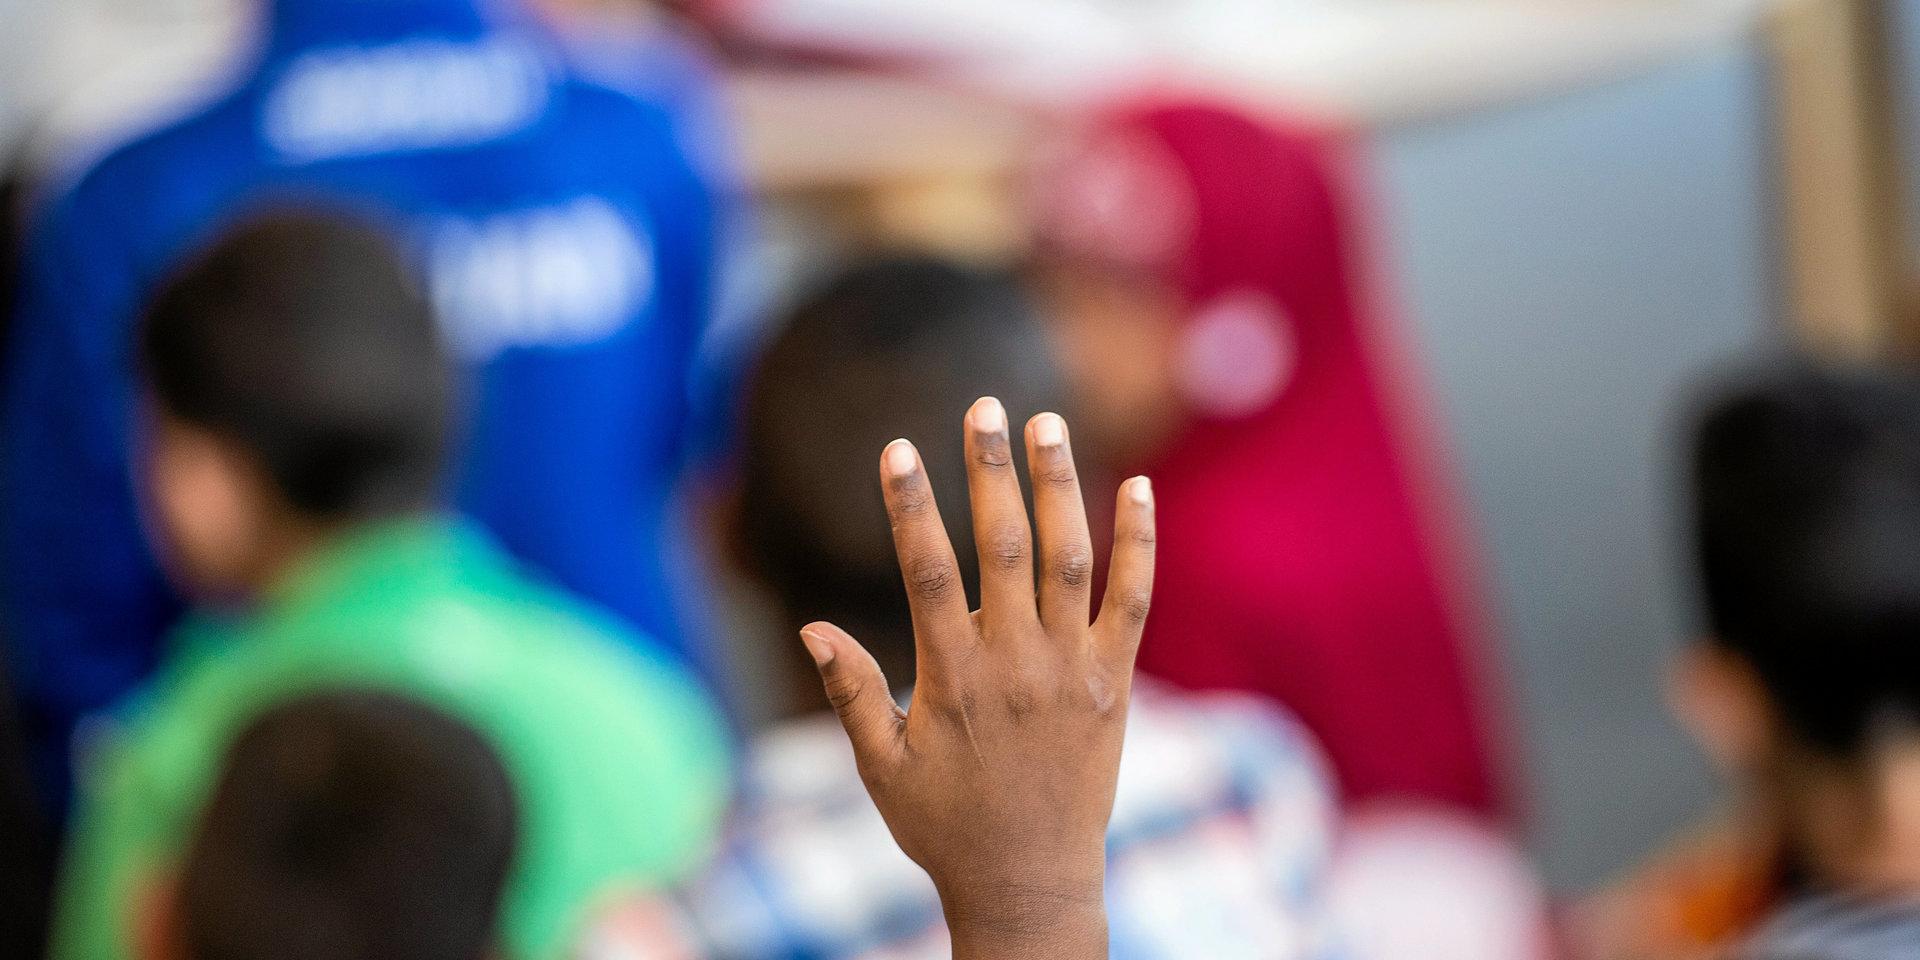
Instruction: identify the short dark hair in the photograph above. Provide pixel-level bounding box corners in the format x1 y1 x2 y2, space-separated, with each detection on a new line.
1690 363 1920 757
180 689 518 960
139 211 451 518
738 257 1065 670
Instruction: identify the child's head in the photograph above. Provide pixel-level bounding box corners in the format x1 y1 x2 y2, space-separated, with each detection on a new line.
736 256 1065 709
146 690 518 960
137 211 451 596
1679 364 1920 885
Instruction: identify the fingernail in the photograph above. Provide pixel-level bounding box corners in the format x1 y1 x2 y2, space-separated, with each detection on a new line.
973 396 1007 434
799 628 836 666
1130 476 1153 506
1032 413 1066 448
884 439 918 478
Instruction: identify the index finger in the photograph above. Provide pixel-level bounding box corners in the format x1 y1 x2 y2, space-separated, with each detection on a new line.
880 439 976 673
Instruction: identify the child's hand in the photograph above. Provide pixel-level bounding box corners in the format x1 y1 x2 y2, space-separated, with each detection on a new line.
797 398 1154 960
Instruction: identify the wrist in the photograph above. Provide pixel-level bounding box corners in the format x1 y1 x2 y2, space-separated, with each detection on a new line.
939 873 1108 960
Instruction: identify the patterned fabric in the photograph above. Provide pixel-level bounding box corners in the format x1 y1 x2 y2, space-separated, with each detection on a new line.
1742 896 1920 960
583 683 1341 960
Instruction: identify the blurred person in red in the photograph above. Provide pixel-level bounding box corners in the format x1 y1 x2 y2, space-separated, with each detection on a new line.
1029 100 1510 819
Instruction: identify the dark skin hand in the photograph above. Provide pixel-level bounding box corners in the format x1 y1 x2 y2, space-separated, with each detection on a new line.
797 398 1155 959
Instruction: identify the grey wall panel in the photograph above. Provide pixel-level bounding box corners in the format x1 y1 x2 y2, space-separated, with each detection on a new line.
1369 38 1778 890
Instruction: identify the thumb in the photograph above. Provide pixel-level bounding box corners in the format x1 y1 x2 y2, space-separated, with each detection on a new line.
800 621 905 767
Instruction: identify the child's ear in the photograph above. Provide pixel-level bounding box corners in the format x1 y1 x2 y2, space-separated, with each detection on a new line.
143 412 277 598
134 870 185 960
1668 642 1777 777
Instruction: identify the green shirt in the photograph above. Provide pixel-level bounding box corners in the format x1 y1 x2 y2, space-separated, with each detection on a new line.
54 518 733 960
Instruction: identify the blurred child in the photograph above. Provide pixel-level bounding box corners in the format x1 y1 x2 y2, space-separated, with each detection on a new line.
4 0 742 806
146 691 518 960
1583 365 1920 959
54 213 730 960
591 257 1344 959
1030 100 1509 817
150 393 1165 960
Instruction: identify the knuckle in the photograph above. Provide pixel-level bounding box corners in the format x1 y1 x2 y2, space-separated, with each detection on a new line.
889 479 936 518
1074 666 1126 719
906 553 961 600
1113 585 1153 624
1050 543 1095 588
928 690 978 727
972 440 1014 469
1001 683 1039 722
1010 662 1067 721
980 523 1030 572
1038 462 1078 488
821 670 865 712
1126 525 1157 549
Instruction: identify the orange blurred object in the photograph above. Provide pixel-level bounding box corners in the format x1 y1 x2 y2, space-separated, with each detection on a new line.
1570 812 1782 960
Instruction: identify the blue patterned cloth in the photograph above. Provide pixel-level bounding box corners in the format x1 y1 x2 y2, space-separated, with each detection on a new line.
583 683 1343 960
1743 896 1920 960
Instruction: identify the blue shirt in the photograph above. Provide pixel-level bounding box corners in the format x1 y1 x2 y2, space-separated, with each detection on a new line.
2 0 740 798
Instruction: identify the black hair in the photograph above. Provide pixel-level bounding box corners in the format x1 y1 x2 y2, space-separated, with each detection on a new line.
1691 362 1920 757
738 256 1066 677
180 689 518 960
138 211 451 518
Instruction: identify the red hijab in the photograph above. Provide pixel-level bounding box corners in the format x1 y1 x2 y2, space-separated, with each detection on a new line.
1041 101 1510 817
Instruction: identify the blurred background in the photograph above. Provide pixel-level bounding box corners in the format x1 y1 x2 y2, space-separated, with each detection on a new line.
3 0 1918 956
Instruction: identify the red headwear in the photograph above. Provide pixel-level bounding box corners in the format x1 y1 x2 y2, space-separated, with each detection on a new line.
1039 101 1511 817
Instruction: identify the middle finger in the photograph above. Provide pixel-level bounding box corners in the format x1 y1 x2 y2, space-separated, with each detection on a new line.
1026 412 1094 634
964 397 1036 630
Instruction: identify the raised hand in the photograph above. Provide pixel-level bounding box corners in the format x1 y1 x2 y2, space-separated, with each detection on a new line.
796 397 1155 960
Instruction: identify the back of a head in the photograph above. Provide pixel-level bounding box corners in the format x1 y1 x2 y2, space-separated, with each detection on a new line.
179 690 517 960
139 211 451 519
1691 363 1920 757
738 256 1065 664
